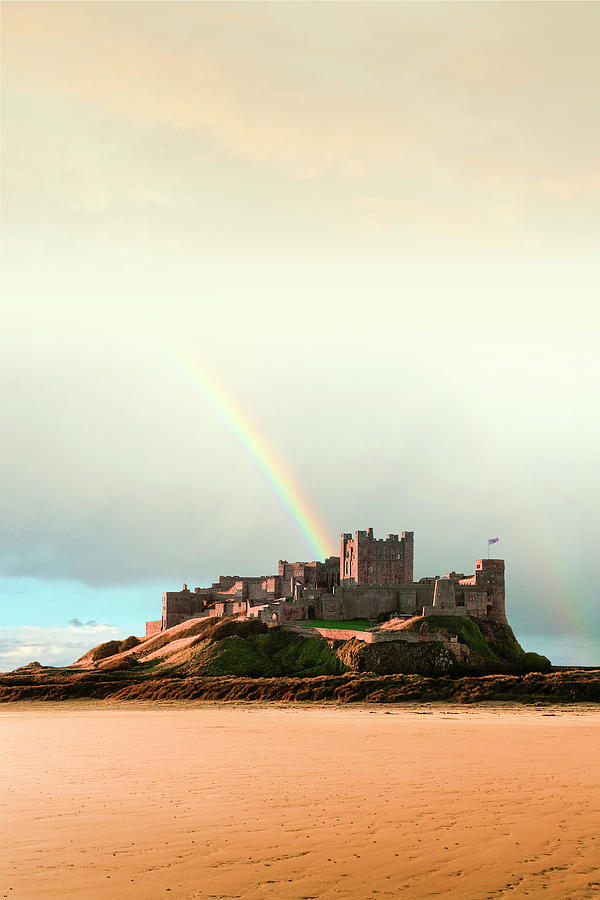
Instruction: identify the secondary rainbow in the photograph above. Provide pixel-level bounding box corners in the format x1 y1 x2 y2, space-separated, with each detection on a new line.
167 353 333 561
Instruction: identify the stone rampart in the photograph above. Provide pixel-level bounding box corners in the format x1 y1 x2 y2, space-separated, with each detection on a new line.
145 620 162 638
423 605 469 618
283 623 438 644
280 624 387 643
280 622 469 661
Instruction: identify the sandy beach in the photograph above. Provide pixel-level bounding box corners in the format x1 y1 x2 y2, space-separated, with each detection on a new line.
2 703 600 899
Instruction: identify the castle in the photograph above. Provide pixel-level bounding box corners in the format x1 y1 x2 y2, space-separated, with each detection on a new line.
145 529 506 637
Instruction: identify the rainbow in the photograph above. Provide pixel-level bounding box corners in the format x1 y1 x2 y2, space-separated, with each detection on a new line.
165 353 334 561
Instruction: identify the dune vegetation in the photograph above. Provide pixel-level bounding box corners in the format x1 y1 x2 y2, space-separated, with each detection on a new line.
0 614 578 703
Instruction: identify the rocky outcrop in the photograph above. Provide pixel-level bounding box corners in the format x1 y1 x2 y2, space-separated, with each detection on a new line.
336 637 459 675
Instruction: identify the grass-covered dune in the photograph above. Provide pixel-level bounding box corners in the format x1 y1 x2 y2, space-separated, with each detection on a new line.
197 627 345 677
72 617 347 678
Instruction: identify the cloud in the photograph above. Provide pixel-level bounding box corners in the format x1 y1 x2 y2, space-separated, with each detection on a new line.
0 623 120 671
3 1 599 234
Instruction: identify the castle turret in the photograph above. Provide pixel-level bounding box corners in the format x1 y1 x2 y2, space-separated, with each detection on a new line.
433 577 456 610
474 559 506 624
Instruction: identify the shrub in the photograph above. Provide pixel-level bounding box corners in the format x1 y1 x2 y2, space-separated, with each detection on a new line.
118 636 140 653
89 640 122 662
520 652 552 673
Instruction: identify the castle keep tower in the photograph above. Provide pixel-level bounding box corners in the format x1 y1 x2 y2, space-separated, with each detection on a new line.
340 529 414 585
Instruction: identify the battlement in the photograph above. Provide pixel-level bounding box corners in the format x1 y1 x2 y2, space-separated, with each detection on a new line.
476 558 504 570
444 571 467 582
350 528 409 544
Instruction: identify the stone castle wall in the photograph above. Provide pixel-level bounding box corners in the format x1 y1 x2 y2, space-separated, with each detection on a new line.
149 529 507 635
314 582 433 621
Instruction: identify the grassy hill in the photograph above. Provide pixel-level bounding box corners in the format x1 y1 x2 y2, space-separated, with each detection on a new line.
69 614 551 680
75 617 345 678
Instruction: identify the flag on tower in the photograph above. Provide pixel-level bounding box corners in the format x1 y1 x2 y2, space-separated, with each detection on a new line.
488 537 500 545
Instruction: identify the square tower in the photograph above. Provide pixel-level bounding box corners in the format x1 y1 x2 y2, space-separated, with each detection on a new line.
340 529 414 585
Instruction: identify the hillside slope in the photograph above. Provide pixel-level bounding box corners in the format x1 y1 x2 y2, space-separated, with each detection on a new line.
74 617 345 677
67 614 550 679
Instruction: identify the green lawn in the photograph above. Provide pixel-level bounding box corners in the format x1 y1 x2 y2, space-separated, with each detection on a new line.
298 619 374 631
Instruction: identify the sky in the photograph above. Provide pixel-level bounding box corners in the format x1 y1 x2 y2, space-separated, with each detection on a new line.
1 1 599 669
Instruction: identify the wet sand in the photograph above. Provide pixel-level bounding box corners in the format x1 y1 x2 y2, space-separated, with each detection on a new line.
2 703 600 899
